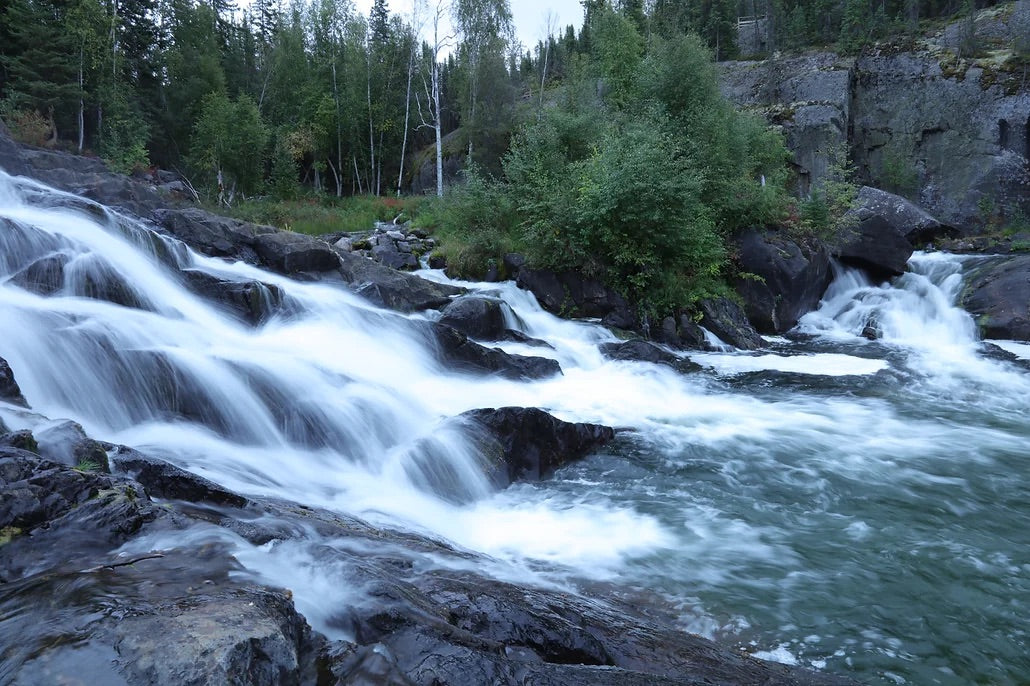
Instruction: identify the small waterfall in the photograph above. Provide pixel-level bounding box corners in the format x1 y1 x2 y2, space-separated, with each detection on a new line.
798 253 979 349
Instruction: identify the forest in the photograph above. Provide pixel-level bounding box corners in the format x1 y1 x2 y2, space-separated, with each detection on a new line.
0 0 1015 314
0 0 1007 198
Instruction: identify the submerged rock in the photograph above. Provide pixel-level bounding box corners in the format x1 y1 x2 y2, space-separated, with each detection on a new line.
427 323 561 381
599 340 703 373
461 406 615 487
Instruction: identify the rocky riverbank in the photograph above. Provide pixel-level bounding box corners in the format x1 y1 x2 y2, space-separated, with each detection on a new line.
0 122 872 685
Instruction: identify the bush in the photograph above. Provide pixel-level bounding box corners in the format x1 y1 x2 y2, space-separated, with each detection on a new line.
416 167 516 279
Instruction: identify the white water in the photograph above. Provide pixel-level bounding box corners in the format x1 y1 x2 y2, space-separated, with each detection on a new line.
2 171 1030 684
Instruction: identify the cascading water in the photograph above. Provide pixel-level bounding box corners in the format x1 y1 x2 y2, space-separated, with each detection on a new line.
2 170 1029 685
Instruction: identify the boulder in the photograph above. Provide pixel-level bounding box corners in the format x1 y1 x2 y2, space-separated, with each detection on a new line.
855 186 956 245
834 214 913 281
460 407 615 487
182 269 287 325
154 208 340 277
153 207 267 262
598 340 702 373
698 298 765 350
438 296 507 340
427 323 562 381
733 228 833 333
652 315 710 351
338 250 462 312
0 357 28 407
961 255 1030 340
110 445 248 507
515 267 636 329
251 231 341 274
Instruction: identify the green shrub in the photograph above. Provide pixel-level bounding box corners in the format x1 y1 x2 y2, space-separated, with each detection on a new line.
415 167 516 279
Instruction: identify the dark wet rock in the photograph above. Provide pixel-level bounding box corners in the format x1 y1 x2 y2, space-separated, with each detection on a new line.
110 445 248 507
732 228 833 333
12 146 163 217
322 642 415 685
515 267 637 330
182 269 287 325
831 186 954 281
0 357 28 407
338 250 462 312
961 255 1030 340
428 254 447 270
153 208 265 261
698 297 765 350
0 546 324 686
438 295 506 340
461 407 615 487
653 315 711 351
599 340 703 373
154 208 340 276
0 449 164 581
835 213 914 281
855 186 957 246
7 253 69 296
372 234 419 270
427 323 562 381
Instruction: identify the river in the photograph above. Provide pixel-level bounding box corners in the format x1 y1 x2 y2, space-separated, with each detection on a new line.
1 171 1027 684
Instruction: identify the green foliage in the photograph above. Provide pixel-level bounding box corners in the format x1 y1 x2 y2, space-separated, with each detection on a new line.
225 194 424 235
793 145 859 241
0 105 53 147
416 167 516 279
191 92 268 197
98 90 151 174
268 133 300 200
881 144 919 196
560 118 726 312
591 8 644 108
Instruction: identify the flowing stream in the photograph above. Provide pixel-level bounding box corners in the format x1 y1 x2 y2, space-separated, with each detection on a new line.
1 171 1028 684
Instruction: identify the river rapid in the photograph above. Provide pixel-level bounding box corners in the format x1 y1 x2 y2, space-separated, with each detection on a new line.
1 171 1027 685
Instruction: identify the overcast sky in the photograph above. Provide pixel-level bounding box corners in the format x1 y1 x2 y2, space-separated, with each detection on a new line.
351 0 585 50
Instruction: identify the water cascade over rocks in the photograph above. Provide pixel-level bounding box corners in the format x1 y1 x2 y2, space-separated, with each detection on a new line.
1 169 1028 685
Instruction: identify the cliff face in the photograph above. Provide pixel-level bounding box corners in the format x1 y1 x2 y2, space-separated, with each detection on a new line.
718 1 1030 233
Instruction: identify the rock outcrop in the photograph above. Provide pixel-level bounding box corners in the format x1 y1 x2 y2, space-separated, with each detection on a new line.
719 6 1030 232
960 254 1030 340
732 228 834 333
699 297 766 350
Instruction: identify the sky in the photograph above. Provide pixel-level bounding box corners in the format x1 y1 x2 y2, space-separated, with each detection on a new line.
352 0 585 50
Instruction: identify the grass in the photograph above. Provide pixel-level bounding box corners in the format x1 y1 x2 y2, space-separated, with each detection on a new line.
214 194 430 236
